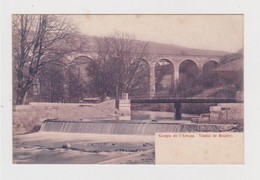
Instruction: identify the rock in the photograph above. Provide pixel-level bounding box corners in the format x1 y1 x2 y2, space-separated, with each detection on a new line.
61 143 71 149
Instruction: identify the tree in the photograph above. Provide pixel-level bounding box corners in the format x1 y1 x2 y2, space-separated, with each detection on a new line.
86 32 149 99
127 59 150 97
66 64 90 102
38 62 65 102
12 15 86 104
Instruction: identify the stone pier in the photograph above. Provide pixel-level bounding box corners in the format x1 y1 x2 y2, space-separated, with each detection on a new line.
118 93 131 116
149 64 156 97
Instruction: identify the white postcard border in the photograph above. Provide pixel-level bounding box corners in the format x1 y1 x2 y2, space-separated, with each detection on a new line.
1 0 260 180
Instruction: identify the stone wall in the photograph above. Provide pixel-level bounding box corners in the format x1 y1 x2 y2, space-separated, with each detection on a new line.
13 100 117 134
209 103 244 124
191 103 243 131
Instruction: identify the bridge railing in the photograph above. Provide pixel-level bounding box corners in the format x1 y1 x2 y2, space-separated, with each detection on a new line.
129 92 238 100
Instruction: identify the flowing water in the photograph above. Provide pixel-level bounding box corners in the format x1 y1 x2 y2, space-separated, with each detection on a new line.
40 110 235 135
40 120 184 135
40 110 192 135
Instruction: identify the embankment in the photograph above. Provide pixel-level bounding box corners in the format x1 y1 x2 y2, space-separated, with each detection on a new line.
13 100 117 134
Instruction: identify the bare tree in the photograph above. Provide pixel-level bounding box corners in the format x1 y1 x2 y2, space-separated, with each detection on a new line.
86 32 149 99
126 59 150 97
38 62 65 102
12 15 86 104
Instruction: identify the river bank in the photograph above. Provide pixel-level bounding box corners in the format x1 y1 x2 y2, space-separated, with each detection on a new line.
13 132 155 164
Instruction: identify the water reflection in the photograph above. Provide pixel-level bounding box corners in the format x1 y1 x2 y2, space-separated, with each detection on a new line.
80 110 198 122
118 110 198 122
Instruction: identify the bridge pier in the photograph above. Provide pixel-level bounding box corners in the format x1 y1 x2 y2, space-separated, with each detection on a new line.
174 102 182 120
118 93 131 116
173 69 179 90
150 64 156 97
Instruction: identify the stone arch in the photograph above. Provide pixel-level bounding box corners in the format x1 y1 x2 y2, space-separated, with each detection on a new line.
179 59 200 70
179 59 200 77
154 59 175 96
202 60 220 73
69 55 96 80
178 59 201 97
66 55 97 102
202 60 220 88
70 55 95 65
128 58 150 97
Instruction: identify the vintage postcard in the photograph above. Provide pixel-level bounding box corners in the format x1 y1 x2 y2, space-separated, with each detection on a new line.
11 14 244 164
2 0 260 179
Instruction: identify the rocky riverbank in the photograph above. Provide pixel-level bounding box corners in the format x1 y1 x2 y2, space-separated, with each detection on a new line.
13 132 155 164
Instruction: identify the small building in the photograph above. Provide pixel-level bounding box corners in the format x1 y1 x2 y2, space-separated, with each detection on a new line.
79 97 102 103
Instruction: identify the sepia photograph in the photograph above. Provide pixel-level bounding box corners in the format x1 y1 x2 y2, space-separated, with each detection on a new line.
11 14 244 164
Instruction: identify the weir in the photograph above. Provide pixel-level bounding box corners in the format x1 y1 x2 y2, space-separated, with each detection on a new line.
40 119 237 135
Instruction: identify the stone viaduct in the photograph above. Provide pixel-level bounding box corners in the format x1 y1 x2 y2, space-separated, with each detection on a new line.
67 52 221 97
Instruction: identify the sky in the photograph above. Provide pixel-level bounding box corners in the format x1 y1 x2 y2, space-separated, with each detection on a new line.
71 15 243 53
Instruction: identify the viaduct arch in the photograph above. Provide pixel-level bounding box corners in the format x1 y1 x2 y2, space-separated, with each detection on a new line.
68 53 221 98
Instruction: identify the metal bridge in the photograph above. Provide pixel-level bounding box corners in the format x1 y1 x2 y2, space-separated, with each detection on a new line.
129 96 243 120
130 97 242 104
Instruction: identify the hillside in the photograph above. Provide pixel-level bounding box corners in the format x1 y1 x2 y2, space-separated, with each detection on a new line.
141 41 229 56
83 35 230 56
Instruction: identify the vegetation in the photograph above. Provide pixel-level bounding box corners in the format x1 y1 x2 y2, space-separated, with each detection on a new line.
12 15 87 104
84 32 150 100
12 15 243 105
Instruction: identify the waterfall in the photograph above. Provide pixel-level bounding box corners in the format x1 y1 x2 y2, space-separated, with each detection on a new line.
41 119 183 135
40 119 232 135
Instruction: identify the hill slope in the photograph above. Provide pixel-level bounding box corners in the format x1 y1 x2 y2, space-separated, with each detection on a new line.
84 35 230 56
